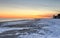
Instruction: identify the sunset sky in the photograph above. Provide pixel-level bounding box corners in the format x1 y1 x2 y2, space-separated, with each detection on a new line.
0 0 60 18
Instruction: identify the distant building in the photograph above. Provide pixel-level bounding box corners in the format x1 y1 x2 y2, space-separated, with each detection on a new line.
53 14 60 19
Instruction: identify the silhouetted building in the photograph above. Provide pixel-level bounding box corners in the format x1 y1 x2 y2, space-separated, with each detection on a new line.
53 14 60 19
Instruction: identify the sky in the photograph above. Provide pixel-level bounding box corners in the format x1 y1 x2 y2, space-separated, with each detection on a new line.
0 0 60 18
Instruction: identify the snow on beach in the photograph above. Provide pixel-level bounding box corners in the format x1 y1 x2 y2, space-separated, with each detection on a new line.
0 19 60 38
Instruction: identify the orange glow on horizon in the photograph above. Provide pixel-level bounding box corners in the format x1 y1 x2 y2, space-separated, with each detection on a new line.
0 14 52 18
0 7 55 19
0 9 54 18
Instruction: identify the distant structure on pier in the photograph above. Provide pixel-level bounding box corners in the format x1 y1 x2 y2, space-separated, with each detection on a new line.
53 14 60 19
